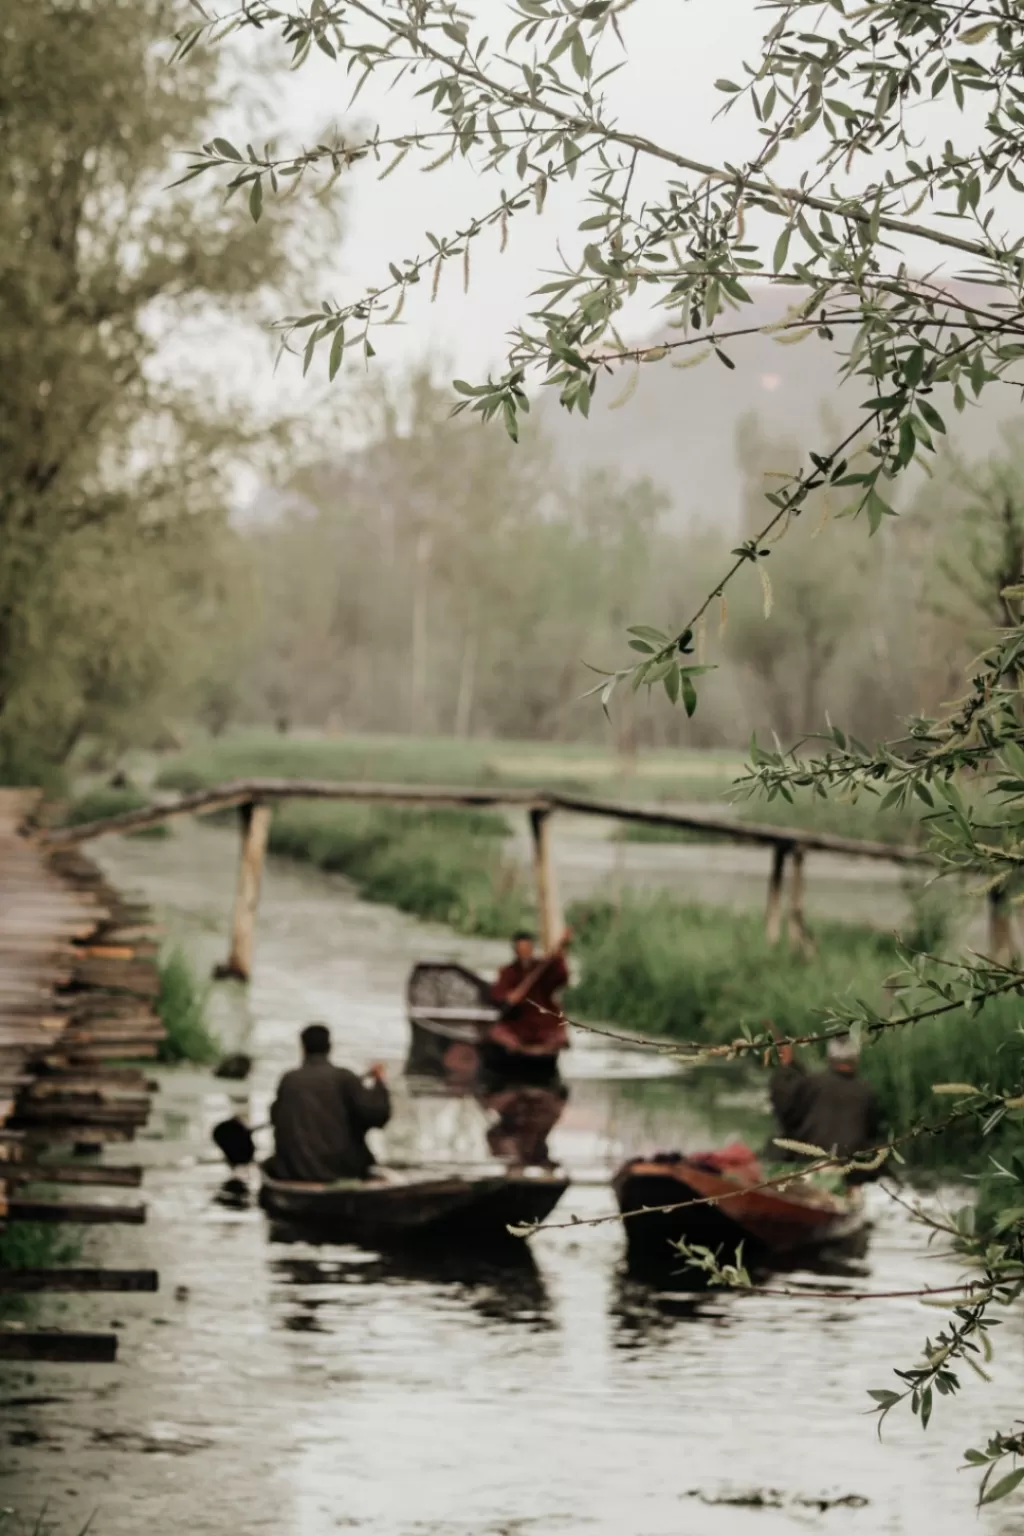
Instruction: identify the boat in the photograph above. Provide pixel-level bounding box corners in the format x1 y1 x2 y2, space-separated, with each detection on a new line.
613 1149 867 1278
259 1165 569 1249
405 960 564 1086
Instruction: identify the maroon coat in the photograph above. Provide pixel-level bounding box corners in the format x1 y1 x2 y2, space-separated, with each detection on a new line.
490 955 569 1050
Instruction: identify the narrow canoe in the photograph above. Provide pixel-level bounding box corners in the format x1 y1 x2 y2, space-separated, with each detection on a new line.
259 1167 569 1249
613 1156 865 1276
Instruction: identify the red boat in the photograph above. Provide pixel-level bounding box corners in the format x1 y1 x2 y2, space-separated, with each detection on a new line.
613 1146 866 1277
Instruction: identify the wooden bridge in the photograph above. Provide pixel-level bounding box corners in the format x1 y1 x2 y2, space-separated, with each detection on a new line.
44 777 944 981
0 790 162 1362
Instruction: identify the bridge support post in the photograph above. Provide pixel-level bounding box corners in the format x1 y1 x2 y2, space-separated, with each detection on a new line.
765 844 788 944
215 801 272 982
987 884 1016 964
529 807 563 951
786 847 815 957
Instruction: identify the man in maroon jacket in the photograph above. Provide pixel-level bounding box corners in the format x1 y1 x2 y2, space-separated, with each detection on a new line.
488 928 571 1056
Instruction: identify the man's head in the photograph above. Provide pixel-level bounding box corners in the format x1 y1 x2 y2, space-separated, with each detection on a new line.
513 929 536 963
301 1022 331 1058
826 1033 859 1074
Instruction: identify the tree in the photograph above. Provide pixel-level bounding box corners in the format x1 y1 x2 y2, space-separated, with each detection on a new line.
177 1 1024 1501
0 0 340 780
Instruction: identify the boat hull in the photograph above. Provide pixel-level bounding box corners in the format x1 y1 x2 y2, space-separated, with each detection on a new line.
614 1159 865 1278
259 1169 569 1250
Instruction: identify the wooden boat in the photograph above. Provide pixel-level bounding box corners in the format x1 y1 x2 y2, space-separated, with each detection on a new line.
259 1165 569 1249
613 1153 866 1277
405 961 563 1086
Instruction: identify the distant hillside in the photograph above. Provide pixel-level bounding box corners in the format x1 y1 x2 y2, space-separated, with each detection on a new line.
534 286 1020 530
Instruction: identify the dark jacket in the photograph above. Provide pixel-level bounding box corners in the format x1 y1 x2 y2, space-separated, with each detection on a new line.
269 1055 391 1182
769 1062 881 1177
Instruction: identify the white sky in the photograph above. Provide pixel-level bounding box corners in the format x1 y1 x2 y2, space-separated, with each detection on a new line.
205 1 779 410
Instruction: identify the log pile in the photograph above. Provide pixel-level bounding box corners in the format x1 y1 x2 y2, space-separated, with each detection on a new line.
0 790 164 1361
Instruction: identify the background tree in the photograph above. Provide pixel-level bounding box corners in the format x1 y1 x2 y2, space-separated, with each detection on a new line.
0 0 341 782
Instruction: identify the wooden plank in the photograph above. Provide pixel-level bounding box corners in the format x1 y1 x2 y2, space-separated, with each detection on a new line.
18 1124 136 1145
0 1328 118 1363
0 1268 157 1293
214 801 273 982
42 778 931 865
6 1198 146 1224
2 1162 143 1188
64 1045 159 1063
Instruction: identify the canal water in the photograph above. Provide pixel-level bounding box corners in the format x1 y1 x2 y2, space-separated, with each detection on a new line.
1 822 1019 1535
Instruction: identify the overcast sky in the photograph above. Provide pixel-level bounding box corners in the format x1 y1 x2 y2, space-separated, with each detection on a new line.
186 0 999 488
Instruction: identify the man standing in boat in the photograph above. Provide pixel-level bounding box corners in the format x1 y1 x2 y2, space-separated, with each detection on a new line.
488 927 572 1060
769 1029 883 1183
268 1023 391 1183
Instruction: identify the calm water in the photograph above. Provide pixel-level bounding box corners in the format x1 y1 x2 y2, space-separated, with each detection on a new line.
0 822 1019 1535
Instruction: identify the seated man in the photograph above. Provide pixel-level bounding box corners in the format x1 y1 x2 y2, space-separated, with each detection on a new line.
488 927 571 1059
268 1023 391 1183
769 1030 882 1183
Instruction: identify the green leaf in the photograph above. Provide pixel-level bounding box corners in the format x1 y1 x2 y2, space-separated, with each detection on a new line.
248 176 263 223
980 1468 1024 1505
681 674 698 717
773 227 791 274
211 137 242 161
328 326 345 382
715 79 741 93
570 29 589 78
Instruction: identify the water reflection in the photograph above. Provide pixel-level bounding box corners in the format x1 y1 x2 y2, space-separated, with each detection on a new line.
268 1247 552 1331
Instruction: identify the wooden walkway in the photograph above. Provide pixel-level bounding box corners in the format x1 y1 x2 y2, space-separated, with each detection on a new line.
0 790 163 1362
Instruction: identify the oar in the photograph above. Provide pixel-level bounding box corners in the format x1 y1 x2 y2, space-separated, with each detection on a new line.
212 1116 268 1169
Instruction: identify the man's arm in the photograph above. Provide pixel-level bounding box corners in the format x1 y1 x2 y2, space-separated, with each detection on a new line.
339 1068 392 1131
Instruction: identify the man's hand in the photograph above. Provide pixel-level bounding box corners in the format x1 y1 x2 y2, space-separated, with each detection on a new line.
367 1061 387 1082
556 926 573 952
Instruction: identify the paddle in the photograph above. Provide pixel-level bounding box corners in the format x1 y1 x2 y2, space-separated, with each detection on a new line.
212 1117 266 1169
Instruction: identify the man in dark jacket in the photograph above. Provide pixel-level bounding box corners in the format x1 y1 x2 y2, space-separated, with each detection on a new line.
769 1032 882 1183
268 1023 391 1182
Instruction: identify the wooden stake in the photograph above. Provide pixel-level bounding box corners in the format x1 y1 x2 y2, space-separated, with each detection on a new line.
6 1198 146 1224
786 849 815 957
215 801 272 982
987 885 1016 963
2 1163 143 1188
0 1329 117 1363
765 844 788 945
528 807 563 952
0 1268 157 1293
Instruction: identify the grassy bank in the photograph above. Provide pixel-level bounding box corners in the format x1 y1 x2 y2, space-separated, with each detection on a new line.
153 731 925 843
0 1223 80 1321
157 948 219 1064
267 801 530 936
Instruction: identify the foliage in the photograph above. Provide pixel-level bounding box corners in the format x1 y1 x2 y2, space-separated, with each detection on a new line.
0 1 341 782
62 787 169 839
157 948 219 1065
268 801 530 936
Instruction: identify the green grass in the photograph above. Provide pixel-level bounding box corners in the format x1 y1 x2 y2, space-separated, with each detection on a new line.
62 786 169 839
157 948 219 1064
154 730 743 803
268 801 531 936
0 1223 81 1320
566 893 899 1046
